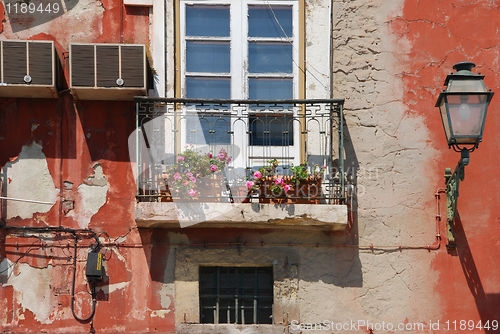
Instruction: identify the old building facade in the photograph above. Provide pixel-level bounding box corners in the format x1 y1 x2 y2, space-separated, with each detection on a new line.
1 0 499 333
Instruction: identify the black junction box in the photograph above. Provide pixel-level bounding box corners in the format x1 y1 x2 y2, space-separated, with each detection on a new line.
85 252 104 281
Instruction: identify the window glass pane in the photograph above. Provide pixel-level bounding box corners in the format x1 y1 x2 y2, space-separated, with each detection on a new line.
258 299 273 324
187 41 230 73
186 77 230 99
249 78 293 99
248 5 292 38
249 115 294 146
241 299 254 324
200 299 216 323
249 42 292 73
186 113 231 145
186 5 230 37
199 267 217 295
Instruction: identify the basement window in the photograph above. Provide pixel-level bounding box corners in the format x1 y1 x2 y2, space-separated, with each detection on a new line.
199 266 273 324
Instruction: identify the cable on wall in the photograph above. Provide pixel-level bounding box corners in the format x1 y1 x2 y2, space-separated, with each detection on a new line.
0 226 102 322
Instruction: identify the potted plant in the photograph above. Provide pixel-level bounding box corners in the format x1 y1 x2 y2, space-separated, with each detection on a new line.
160 146 231 201
246 159 325 204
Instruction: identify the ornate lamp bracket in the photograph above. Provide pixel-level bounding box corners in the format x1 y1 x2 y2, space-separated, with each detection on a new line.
444 149 469 248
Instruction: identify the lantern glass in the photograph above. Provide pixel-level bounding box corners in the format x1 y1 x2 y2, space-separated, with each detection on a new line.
447 79 485 93
447 94 487 144
439 93 489 145
438 97 452 143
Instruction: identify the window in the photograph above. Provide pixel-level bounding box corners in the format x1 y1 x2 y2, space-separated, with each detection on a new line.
199 266 274 324
180 0 300 154
182 0 297 100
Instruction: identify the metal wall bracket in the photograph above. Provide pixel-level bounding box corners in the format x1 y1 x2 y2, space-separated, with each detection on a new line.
444 149 468 248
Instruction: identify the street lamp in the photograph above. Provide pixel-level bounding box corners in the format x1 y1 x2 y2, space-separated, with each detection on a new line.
435 61 494 247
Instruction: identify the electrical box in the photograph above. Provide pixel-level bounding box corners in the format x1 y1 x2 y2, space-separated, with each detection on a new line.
85 252 104 281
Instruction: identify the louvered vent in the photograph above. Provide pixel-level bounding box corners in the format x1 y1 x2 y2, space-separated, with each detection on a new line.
3 42 27 84
71 44 95 87
69 43 147 100
0 40 57 98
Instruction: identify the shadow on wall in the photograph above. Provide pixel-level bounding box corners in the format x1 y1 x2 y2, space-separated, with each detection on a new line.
298 118 362 287
139 227 363 288
76 100 137 163
453 214 500 334
0 97 137 165
135 115 363 287
136 115 363 289
0 97 74 164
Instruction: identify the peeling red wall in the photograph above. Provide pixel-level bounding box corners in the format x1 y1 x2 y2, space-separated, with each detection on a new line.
399 0 500 329
0 0 171 332
1 0 500 333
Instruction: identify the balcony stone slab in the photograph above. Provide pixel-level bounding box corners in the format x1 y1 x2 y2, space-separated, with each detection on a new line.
135 202 348 230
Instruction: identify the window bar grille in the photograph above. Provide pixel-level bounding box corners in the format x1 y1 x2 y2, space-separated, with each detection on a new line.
253 268 258 324
216 268 220 324
200 266 274 325
235 267 239 324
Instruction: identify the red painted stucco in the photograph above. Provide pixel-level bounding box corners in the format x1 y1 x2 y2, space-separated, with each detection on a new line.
400 0 500 330
0 0 499 333
0 0 166 332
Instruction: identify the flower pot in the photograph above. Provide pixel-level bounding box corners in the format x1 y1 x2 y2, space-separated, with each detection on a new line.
158 176 173 202
288 178 322 204
196 175 224 202
160 172 225 202
230 186 251 203
258 176 322 204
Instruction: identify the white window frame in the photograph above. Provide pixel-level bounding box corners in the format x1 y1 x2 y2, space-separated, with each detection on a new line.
179 0 301 171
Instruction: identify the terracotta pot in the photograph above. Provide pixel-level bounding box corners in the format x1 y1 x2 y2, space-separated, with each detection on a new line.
230 186 252 203
158 176 173 202
258 176 322 204
159 173 224 202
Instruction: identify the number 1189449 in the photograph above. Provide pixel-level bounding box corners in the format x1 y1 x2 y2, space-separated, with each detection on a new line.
4 1 61 14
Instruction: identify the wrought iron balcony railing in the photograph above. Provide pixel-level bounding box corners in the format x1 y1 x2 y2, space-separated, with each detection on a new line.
133 97 345 204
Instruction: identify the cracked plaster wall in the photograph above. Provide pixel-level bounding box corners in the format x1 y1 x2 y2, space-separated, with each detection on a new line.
5 262 54 324
2 0 499 332
286 0 441 327
0 0 105 45
67 164 109 229
2 143 58 220
160 0 444 330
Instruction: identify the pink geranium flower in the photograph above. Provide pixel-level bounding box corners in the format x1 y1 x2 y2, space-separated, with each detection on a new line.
253 171 262 179
275 177 283 185
210 164 218 172
283 184 291 193
246 180 255 189
218 150 227 160
188 189 197 197
173 172 181 181
177 156 185 162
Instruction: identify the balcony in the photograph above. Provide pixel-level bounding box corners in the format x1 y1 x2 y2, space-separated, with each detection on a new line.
132 97 347 230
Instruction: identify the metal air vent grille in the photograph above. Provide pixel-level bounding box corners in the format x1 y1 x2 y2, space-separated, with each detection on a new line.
70 44 95 87
2 41 28 84
28 42 53 85
96 44 119 87
121 45 145 87
0 40 57 98
69 43 147 100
